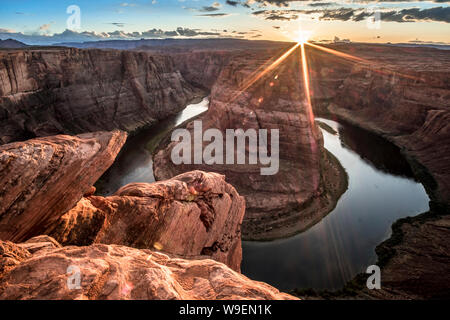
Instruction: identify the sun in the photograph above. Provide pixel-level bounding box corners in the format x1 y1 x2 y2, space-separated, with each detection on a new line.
296 30 313 45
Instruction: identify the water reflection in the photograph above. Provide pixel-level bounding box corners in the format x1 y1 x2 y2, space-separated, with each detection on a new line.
336 120 416 180
241 118 429 291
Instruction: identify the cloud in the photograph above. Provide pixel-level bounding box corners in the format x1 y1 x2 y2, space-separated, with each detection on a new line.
199 2 222 12
243 0 449 6
186 1 230 17
39 23 52 31
107 22 127 28
307 2 337 7
225 0 240 6
0 26 236 45
196 13 231 17
225 0 249 7
252 6 450 23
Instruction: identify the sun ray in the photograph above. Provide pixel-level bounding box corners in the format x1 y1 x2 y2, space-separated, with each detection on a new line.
305 42 420 81
305 42 368 64
227 42 301 105
300 43 315 127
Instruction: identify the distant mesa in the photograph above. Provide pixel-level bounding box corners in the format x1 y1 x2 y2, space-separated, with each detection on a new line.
0 39 28 49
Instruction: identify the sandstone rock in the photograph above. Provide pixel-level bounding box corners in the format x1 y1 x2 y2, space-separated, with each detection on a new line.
50 171 246 272
171 51 234 90
18 235 62 254
0 237 297 300
308 44 450 206
0 240 31 278
0 48 203 144
49 197 107 247
375 213 450 299
153 48 341 240
0 130 127 242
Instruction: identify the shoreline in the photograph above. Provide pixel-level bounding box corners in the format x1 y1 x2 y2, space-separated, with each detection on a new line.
241 149 348 241
292 102 450 299
152 110 349 242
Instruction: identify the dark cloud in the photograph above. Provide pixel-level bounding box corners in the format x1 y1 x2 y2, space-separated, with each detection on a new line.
245 0 449 6
107 22 127 28
200 6 220 12
307 2 337 7
196 13 230 17
198 2 222 12
225 0 239 6
225 0 250 8
265 13 298 20
252 6 450 23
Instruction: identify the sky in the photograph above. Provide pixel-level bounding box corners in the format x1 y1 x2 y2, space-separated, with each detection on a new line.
0 0 449 45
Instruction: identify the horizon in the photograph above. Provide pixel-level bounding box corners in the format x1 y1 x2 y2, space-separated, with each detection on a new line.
0 0 449 46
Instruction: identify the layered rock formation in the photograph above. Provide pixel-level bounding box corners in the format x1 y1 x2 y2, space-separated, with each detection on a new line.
0 48 203 144
0 130 127 242
307 44 450 207
154 47 346 240
0 130 246 271
0 236 296 300
169 51 235 90
302 43 450 300
374 212 450 299
0 129 292 299
49 171 246 272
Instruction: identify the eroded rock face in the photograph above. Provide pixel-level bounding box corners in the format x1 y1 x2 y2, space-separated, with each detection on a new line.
49 171 245 272
375 213 450 299
171 51 235 90
154 48 341 240
0 130 127 242
307 44 450 206
0 237 297 300
0 48 203 144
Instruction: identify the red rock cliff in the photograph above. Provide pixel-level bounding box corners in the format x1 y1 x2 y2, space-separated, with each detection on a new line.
154 47 344 240
0 130 127 242
307 44 450 207
0 48 203 144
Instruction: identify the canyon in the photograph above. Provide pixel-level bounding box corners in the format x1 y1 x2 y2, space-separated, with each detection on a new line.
154 47 347 240
0 130 294 299
0 48 204 144
0 41 449 299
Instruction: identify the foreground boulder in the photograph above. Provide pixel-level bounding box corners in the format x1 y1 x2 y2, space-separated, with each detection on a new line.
49 171 246 272
0 130 127 242
0 237 297 300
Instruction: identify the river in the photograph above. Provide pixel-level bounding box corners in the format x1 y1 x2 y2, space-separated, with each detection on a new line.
241 118 429 290
97 100 430 291
96 97 209 196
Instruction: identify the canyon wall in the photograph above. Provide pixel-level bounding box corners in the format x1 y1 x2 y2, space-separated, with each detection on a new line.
0 130 127 242
307 44 450 207
49 170 246 272
0 132 246 271
0 131 296 300
0 48 203 144
169 51 235 90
